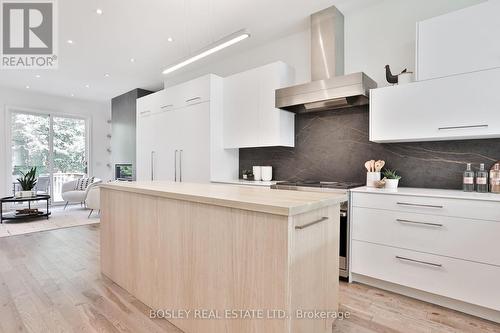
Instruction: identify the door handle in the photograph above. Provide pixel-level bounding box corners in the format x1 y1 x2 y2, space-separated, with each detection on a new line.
438 124 488 131
174 150 178 182
295 217 329 230
150 151 155 181
396 202 443 209
395 255 442 268
185 97 201 103
396 219 443 227
179 150 183 182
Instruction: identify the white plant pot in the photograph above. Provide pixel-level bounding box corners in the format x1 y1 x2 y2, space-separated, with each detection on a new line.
17 190 35 198
366 172 381 187
385 179 400 189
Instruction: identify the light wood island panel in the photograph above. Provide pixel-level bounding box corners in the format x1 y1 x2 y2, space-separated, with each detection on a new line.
100 182 344 333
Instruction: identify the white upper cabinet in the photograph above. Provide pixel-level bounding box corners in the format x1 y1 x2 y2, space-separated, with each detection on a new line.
370 67 500 143
416 0 500 81
223 62 295 148
136 75 238 183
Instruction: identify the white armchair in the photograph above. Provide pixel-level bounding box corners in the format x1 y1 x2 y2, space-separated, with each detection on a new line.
86 186 100 218
61 178 102 209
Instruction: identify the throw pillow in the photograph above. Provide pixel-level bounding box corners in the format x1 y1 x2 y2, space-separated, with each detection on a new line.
75 177 94 191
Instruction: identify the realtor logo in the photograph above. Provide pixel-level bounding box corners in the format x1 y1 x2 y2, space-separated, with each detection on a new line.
1 0 58 69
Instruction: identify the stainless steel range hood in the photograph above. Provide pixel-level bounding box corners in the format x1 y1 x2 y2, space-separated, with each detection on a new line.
276 6 377 113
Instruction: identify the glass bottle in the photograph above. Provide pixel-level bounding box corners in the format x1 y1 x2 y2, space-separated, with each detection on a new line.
490 164 500 194
476 163 488 193
463 163 474 192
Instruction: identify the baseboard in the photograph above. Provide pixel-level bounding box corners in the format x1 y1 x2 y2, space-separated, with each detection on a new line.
352 273 500 323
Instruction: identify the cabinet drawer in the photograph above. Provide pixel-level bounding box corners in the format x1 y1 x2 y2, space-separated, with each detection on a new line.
352 207 500 266
352 240 500 311
352 192 500 222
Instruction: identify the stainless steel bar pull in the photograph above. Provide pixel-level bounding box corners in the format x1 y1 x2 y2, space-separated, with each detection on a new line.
179 150 183 182
395 255 442 268
174 150 178 182
160 104 174 109
150 151 155 181
185 97 201 103
396 219 444 227
438 124 488 130
295 217 329 230
396 202 443 209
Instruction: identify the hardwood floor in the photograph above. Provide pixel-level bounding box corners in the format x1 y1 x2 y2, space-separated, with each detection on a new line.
0 225 499 333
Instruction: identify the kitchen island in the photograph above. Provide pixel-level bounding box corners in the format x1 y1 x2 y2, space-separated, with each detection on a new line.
100 181 346 333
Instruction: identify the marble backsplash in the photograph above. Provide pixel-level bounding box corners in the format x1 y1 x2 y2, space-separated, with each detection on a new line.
239 106 500 189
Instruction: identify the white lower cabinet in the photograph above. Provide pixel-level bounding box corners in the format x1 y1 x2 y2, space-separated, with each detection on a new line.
136 75 238 183
352 240 500 311
350 188 500 314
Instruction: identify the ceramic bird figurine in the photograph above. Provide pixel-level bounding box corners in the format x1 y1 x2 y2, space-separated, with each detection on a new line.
385 65 408 85
385 65 399 84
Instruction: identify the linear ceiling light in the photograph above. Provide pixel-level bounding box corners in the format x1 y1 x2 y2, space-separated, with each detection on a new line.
162 30 250 75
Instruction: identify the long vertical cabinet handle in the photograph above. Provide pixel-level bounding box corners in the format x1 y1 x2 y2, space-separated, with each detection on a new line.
179 150 183 182
174 150 178 182
150 151 155 181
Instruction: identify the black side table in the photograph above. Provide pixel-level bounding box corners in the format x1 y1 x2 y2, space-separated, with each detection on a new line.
0 195 51 223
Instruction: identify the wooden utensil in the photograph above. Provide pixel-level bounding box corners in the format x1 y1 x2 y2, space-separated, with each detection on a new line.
375 160 385 172
370 160 375 172
364 161 371 172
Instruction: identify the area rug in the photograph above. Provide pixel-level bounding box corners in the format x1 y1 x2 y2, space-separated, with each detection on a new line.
0 205 99 237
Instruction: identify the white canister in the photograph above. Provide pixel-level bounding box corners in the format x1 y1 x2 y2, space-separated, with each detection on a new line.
398 72 414 84
253 166 262 181
261 166 273 181
366 172 381 187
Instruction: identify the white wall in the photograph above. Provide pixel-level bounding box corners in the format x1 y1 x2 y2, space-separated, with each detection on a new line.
0 86 112 196
165 0 484 88
345 0 485 87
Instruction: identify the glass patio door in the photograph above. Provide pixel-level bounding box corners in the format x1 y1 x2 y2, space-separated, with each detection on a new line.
11 112 50 196
10 110 89 203
52 116 87 202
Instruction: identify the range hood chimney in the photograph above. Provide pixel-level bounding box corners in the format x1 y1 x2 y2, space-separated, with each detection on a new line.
276 6 377 113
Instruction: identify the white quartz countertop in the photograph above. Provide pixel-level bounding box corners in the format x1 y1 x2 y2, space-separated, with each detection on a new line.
211 179 277 187
351 186 500 202
101 181 347 216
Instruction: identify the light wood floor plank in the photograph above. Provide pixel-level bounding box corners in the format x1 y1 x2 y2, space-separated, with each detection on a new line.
0 224 498 333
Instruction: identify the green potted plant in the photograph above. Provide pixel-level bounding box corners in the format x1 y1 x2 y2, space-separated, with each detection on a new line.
16 167 37 197
242 170 254 180
382 168 401 189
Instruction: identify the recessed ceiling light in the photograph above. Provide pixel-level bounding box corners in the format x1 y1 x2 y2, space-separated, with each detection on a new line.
35 74 41 78
67 40 74 44
162 29 250 75
167 37 174 42
130 58 135 63
104 73 110 77
70 93 75 97
96 8 103 15
25 85 30 89
85 84 90 88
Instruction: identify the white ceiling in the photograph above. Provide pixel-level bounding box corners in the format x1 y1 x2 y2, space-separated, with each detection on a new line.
0 0 380 102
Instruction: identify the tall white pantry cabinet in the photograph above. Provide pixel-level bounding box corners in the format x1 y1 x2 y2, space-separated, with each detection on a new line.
136 74 238 183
